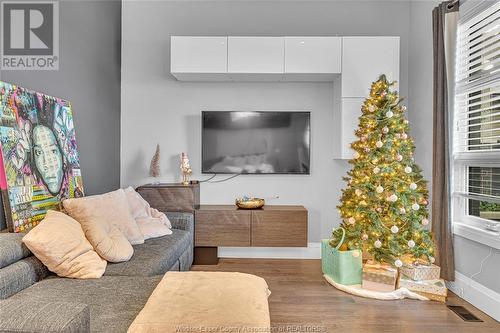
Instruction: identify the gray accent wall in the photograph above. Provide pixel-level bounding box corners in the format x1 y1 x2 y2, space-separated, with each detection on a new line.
0 0 122 230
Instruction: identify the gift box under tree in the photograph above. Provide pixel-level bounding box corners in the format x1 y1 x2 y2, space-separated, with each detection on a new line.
362 261 398 292
397 274 447 302
400 261 441 281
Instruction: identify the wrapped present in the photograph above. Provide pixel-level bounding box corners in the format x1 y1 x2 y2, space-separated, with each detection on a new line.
416 291 446 303
397 274 447 302
362 261 398 292
400 260 441 281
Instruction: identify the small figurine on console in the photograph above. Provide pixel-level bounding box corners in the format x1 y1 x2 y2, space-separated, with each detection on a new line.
180 152 192 185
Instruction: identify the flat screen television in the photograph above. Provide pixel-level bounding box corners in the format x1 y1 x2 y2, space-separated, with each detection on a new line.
202 111 310 174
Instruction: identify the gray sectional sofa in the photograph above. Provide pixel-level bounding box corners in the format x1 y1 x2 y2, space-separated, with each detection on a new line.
0 212 194 333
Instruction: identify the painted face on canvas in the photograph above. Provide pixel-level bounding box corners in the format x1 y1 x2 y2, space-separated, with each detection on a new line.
32 125 63 195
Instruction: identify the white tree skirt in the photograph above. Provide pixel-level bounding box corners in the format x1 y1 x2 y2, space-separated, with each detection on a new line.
323 274 429 301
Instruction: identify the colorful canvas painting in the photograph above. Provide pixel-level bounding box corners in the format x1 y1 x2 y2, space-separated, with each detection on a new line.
0 81 84 232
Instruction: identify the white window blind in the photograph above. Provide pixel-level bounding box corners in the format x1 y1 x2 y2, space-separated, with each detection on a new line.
454 0 500 229
455 0 500 153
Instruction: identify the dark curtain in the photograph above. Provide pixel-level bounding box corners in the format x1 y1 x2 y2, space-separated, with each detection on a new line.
432 1 458 281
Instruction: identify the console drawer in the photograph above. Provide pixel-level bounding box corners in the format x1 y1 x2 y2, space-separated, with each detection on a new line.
195 210 251 246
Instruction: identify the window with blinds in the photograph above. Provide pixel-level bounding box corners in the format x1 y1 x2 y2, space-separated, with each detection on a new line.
455 0 500 153
454 0 500 229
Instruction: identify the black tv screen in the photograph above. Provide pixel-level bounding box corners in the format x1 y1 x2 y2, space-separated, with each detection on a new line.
202 111 310 174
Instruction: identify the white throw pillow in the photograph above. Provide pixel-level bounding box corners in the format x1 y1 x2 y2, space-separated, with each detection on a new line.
65 189 144 245
63 189 140 262
124 186 172 240
22 210 107 279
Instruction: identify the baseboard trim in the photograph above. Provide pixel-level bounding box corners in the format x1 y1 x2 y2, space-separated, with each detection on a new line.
446 271 500 322
218 242 321 259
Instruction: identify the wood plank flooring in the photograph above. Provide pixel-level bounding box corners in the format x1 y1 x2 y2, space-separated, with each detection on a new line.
192 258 500 333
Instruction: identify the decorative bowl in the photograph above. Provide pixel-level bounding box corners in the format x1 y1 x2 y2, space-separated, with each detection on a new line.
235 197 265 209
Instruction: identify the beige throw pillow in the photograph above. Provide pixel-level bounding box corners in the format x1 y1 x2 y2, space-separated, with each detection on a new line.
124 187 172 240
22 210 107 279
63 189 138 262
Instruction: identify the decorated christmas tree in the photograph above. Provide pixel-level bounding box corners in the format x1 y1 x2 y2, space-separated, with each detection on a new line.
334 75 435 268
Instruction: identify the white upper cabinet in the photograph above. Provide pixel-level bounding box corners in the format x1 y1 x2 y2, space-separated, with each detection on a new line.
227 37 285 75
284 37 341 76
341 37 400 97
171 36 227 80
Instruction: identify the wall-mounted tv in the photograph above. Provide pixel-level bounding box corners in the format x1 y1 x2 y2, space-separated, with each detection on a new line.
202 111 310 174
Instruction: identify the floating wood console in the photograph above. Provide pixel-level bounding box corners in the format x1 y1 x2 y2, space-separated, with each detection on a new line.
194 205 308 264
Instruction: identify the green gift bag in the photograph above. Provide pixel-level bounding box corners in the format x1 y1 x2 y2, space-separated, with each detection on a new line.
321 227 362 285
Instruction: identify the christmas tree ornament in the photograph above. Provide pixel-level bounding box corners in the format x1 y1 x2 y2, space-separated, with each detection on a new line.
402 106 407 111
368 105 376 112
353 151 360 159
430 256 435 264
362 233 369 241
336 75 436 266
355 189 362 196
421 218 429 226
387 194 398 202
394 259 403 268
408 240 416 248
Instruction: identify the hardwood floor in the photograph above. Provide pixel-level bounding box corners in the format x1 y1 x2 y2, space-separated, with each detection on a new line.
192 258 500 333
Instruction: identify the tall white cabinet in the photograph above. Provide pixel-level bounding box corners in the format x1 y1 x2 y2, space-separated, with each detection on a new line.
169 35 400 159
336 36 400 159
341 37 400 98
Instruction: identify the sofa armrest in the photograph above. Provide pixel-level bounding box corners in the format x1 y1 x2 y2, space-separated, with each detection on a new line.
166 212 194 235
0 300 90 333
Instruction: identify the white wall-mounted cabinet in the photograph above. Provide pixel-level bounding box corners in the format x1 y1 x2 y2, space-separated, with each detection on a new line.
171 36 228 81
228 37 284 80
341 36 400 97
169 35 400 159
284 37 341 81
